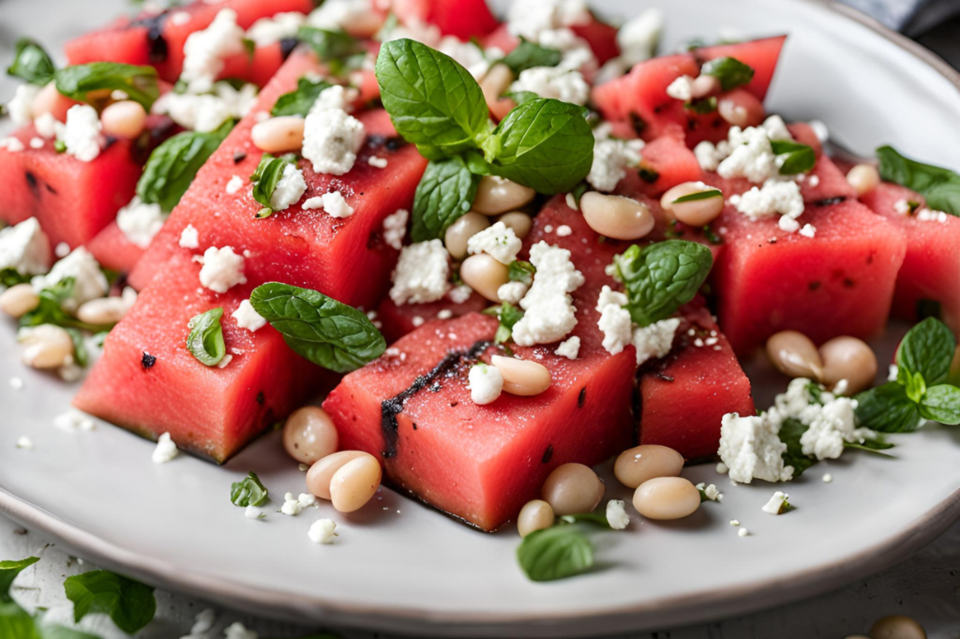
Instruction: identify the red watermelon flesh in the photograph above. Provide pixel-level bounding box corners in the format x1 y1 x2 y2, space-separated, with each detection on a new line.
694 36 787 103
86 221 147 275
376 292 490 344
634 132 705 196
393 0 500 41
638 301 755 460
482 16 620 66
73 252 323 463
860 182 960 335
713 198 906 354
65 0 314 83
129 50 428 310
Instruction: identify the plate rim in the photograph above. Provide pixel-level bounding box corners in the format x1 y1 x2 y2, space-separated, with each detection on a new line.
3 0 960 635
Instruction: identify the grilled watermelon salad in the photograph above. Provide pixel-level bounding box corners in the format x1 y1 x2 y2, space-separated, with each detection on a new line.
2 0 959 582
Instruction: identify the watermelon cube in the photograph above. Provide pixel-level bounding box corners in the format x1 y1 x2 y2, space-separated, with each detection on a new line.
376 292 490 344
393 0 500 41
86 220 148 275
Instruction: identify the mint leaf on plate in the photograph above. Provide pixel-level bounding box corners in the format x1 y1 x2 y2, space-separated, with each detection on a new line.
918 384 960 425
854 382 922 433
516 525 594 582
63 571 156 634
896 316 956 386
231 471 269 507
186 308 226 367
7 38 55 85
250 152 298 219
0 557 39 601
411 157 481 242
876 145 960 216
55 63 160 110
700 56 754 91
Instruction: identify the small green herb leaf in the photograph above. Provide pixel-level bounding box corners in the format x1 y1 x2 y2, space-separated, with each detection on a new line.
7 38 55 85
63 571 156 634
272 77 334 117
0 557 39 602
250 153 297 218
19 279 111 333
896 317 956 387
508 260 536 285
0 268 32 288
503 90 541 106
516 525 594 582
297 26 363 62
186 308 226 367
411 157 481 242
771 140 816 175
489 302 525 344
250 283 387 373
501 40 562 75
230 471 269 507
138 121 234 213
672 189 722 204
778 418 816 478
685 96 717 114
65 328 89 368
558 513 611 528
613 240 714 327
0 601 41 639
844 437 895 456
919 384 960 425
700 56 755 91
55 63 159 109
876 145 960 215
854 382 922 433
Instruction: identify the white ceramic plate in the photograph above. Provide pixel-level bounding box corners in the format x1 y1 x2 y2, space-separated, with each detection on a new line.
2 0 960 636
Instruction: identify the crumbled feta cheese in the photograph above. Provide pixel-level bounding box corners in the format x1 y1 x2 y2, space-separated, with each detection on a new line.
800 395 872 461
0 137 25 152
893 199 912 216
181 9 246 93
615 8 663 66
199 246 247 293
596 286 632 355
778 216 800 233
32 247 108 309
497 281 529 304
606 499 630 530
666 75 695 101
916 208 950 223
302 108 366 176
438 36 491 79
761 491 790 515
718 412 793 484
226 175 244 195
314 191 354 218
694 141 725 173
62 105 102 162
448 284 472 304
389 240 450 305
7 84 40 126
34 113 61 139
244 506 264 520
697 483 721 502
223 622 259 639
467 222 522 265
512 242 584 346
555 225 572 237
510 67 590 105
179 224 200 249
9 377 24 391
587 124 645 192
309 84 359 115
281 492 315 516
16 436 33 450
170 10 191 26
799 223 816 238
0 217 52 275
823 473 833 483
117 197 166 249
378 17 442 47
808 120 829 143
368 155 388 168
245 11 306 47
633 318 681 366
469 363 503 405
154 82 259 133
268 163 307 212
730 519 740 526
382 209 408 251
888 364 899 382
54 410 95 432
29 137 44 149
308 0 373 31
506 0 591 41
308 518 338 544
152 432 179 463
735 179 804 220
738 527 750 537
555 336 580 359
436 309 453 320
232 299 267 332
189 609 217 636
695 116 794 183
537 28 596 72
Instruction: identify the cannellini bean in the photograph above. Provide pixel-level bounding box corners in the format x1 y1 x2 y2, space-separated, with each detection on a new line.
580 192 655 240
306 450 370 500
632 476 701 520
472 176 536 216
251 116 305 154
0 284 40 318
283 406 339 465
819 336 877 394
614 445 684 489
541 463 605 516
497 211 533 239
690 74 721 99
517 499 555 537
870 615 926 639
444 212 490 260
766 331 824 380
717 89 764 128
480 64 515 113
460 254 510 302
491 355 551 396
329 454 382 513
18 324 74 369
660 182 725 227
100 101 147 139
76 295 134 326
847 164 881 197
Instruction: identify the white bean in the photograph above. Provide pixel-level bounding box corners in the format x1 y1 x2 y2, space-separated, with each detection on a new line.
329 455 382 513
517 499 555 537
660 182 725 227
18 324 74 369
0 284 40 318
847 164 881 197
460 254 510 302
497 211 533 239
766 331 824 380
614 445 684 489
819 336 877 394
491 355 551 396
541 463 604 516
580 192 655 240
306 450 370 500
632 477 701 520
444 212 490 260
472 176 536 216
283 406 339 465
251 116 305 154
100 101 147 139
870 615 926 639
76 295 134 325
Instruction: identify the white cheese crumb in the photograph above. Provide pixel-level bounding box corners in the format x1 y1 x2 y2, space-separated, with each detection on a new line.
170 10 191 26
309 84 359 115
117 197 166 249
310 190 355 218
497 281 529 305
179 224 200 249
62 105 103 162
232 299 267 332
893 199 912 216
469 363 503 405
32 247 108 309
555 225 572 237
152 432 179 464
799 395 871 461
823 473 833 483
244 506 264 520
587 123 645 192
916 208 949 223
382 209 408 251
510 67 590 105
302 108 366 176
245 11 306 47
697 483 721 502
190 608 217 635
7 84 39 126
9 377 24 391
29 138 44 149
181 9 246 93
555 336 581 359
308 518 338 544
269 163 307 212
666 75 695 101
633 318 681 366
606 499 630 530
411 316 425 327
809 120 829 143
730 519 740 526
799 224 817 238
55 242 70 258
223 621 259 639
225 175 244 195
467 222 522 265
389 240 450 305
738 527 750 537
199 246 247 294
512 242 584 346
735 179 804 220
16 436 33 450
0 137 25 152
54 410 96 432
153 82 258 133
34 113 60 139
448 284 472 305
718 412 793 484
778 216 800 233
762 491 790 514
596 286 632 355
368 155 388 168
0 217 52 276
436 309 453 320
281 492 316 516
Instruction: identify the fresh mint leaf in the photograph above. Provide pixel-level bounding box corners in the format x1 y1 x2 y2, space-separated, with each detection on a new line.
138 121 234 213
844 436 895 456
272 77 334 117
19 279 111 333
0 601 41 639
250 283 386 373
230 471 269 507
376 39 490 161
484 98 594 194
919 384 960 425
508 260 536 285
876 145 960 216
503 90 540 105
903 370 926 404
63 571 155 634
613 240 714 327
186 308 226 367
250 153 297 219
558 513 611 528
854 382 922 433
411 157 481 242
0 268 31 288
38 623 102 639
501 40 562 75
7 38 55 85
517 524 594 582
896 317 956 386
491 302 524 344
771 140 816 175
685 96 717 114
55 63 159 110
778 418 816 477
297 27 363 63
65 328 89 368
0 557 39 601
672 189 722 204
700 56 754 91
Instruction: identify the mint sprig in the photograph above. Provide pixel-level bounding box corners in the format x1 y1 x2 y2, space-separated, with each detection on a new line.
516 524 593 582
501 40 562 75
186 308 226 367
876 146 960 216
7 38 55 85
250 153 297 219
55 63 160 110
701 56 755 91
771 140 816 175
230 471 270 507
411 157 481 243
271 77 334 117
63 571 156 634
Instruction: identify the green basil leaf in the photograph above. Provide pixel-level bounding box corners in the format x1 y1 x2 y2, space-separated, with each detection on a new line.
55 63 159 110
876 145 960 215
411 157 481 242
250 153 297 218
919 384 960 425
844 436 895 456
7 38 55 85
903 369 927 404
672 189 722 204
65 328 89 368
0 268 32 288
685 96 717 114
0 601 41 639
0 557 39 602
896 317 956 386
770 140 816 175
508 260 536 285
297 26 363 62
854 382 922 433
503 90 541 106
485 98 594 194
516 525 594 582
186 308 226 367
501 41 562 75
778 418 816 478
63 571 156 634
558 513 611 528
700 56 755 91
613 240 714 327
18 279 111 333
376 38 490 161
250 282 387 373
492 302 524 344
272 77 334 117
138 121 234 213
230 471 269 507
